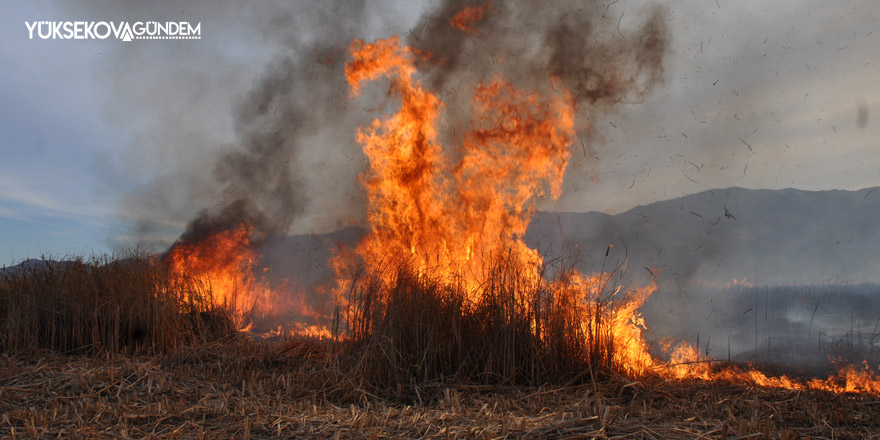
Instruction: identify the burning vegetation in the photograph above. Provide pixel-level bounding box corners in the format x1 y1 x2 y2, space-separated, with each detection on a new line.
165 222 271 329
9 0 873 396
449 1 492 32
326 4 880 395
0 254 238 355
4 0 880 436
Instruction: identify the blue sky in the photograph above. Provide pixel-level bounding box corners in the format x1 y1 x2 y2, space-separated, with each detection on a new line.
1 0 878 267
0 0 128 264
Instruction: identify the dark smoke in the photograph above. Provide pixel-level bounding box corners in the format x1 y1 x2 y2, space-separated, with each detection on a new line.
407 1 667 108
87 0 669 281
398 0 667 182
151 0 668 254
545 5 667 106
131 2 376 246
857 100 870 129
172 200 267 248
208 44 354 240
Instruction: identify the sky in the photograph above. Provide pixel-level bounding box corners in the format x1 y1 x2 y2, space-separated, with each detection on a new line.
0 0 878 267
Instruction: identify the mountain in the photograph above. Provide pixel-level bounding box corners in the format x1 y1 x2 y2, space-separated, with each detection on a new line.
257 186 880 302
526 186 880 287
1 258 63 276
10 187 875 293
525 186 880 362
7 187 878 361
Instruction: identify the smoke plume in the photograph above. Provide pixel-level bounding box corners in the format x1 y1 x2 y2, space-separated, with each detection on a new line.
95 1 668 270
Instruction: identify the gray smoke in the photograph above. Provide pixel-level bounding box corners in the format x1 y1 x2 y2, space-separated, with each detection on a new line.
70 0 388 247
420 1 667 106
408 1 666 104
49 0 667 264
403 1 667 156
92 0 668 253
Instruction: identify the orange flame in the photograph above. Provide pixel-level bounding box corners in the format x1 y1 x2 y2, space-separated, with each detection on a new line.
341 36 665 377
166 224 274 329
339 35 880 396
653 341 880 395
450 2 492 33
166 223 328 337
729 277 755 288
342 36 574 294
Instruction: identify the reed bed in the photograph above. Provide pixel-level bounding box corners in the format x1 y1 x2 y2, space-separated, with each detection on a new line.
4 254 880 438
0 254 237 355
339 253 631 388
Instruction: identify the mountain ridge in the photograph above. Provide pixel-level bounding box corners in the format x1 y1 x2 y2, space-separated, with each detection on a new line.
526 186 880 286
5 186 879 288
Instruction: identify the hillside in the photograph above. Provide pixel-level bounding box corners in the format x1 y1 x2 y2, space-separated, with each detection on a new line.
526 186 880 287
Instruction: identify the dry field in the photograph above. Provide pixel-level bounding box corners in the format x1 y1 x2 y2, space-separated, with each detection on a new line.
2 340 879 439
4 257 880 438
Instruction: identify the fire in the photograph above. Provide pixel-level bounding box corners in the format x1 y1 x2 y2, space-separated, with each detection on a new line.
341 34 670 377
603 277 658 375
337 26 880 396
147 2 879 398
450 2 492 32
660 340 711 379
729 277 754 288
342 36 574 295
166 223 333 337
707 360 880 395
165 223 276 329
653 340 880 395
689 277 756 290
823 362 880 394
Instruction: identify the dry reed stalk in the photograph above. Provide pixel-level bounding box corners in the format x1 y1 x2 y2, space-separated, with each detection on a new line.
0 254 238 356
341 253 632 388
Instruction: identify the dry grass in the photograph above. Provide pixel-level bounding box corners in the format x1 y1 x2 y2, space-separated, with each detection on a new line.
2 340 879 439
0 254 237 355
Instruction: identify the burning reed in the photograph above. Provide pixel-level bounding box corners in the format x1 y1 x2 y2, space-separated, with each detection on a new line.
337 252 656 387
